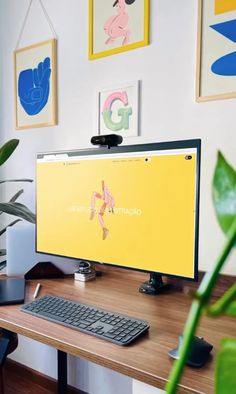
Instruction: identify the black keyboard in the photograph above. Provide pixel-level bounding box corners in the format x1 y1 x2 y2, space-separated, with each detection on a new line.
21 295 149 346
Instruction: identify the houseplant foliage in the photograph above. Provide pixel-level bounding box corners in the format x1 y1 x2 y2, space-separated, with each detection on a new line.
166 151 236 394
0 139 36 265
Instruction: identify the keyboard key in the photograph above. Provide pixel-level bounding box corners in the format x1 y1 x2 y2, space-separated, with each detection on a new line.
121 335 133 343
78 324 87 329
130 329 141 336
104 333 116 339
39 311 65 321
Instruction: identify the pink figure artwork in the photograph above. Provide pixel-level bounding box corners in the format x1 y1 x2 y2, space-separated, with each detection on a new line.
90 181 115 240
104 0 136 46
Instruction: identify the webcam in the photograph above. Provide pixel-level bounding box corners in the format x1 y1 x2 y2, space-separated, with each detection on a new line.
91 134 123 149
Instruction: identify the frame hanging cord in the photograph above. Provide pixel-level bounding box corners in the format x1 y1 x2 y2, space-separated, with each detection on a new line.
15 0 57 50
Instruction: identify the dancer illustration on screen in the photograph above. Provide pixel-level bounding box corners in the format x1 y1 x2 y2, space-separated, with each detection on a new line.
90 181 115 240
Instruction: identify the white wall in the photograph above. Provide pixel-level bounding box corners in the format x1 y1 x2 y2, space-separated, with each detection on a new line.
1 0 236 393
133 380 164 394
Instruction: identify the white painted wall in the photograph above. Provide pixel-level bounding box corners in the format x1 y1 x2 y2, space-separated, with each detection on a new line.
133 380 164 394
1 0 236 393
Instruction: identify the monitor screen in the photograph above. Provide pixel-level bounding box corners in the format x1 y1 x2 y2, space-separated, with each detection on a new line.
36 140 200 280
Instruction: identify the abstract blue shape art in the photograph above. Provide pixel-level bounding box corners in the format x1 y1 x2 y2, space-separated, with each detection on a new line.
210 19 236 42
210 19 236 76
211 51 236 75
18 57 51 116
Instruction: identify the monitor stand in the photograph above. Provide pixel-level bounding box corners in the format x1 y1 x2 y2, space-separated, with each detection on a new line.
139 273 169 295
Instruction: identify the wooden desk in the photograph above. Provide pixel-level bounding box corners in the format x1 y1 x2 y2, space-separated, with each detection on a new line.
0 269 234 394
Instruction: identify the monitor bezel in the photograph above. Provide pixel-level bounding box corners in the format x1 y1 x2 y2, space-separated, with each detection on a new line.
36 139 201 282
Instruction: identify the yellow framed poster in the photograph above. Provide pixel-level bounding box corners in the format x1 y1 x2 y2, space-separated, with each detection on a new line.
89 0 149 60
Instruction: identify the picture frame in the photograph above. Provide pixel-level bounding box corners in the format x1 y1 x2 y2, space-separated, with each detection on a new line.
97 80 140 138
14 39 57 129
196 0 236 102
89 0 149 60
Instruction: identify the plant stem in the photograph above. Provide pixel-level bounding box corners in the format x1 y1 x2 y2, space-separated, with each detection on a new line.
166 300 201 394
166 217 236 394
207 283 236 317
198 218 236 301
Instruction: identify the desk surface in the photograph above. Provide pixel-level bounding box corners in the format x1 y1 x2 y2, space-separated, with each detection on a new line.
0 269 235 394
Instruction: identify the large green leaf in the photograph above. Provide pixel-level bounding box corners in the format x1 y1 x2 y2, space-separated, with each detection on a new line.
0 202 36 223
0 139 19 166
216 338 236 394
212 152 236 244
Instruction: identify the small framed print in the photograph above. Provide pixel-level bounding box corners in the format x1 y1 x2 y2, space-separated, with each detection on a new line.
14 39 57 129
89 0 149 60
97 81 139 138
197 0 236 101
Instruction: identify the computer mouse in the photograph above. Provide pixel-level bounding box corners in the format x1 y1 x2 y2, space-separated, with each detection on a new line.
168 335 213 368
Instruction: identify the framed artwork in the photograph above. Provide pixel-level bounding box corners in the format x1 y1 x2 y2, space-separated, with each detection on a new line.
14 39 57 129
196 0 236 101
97 81 139 137
89 0 149 60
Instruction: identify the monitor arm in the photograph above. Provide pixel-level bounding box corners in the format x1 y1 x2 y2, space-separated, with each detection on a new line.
139 273 170 295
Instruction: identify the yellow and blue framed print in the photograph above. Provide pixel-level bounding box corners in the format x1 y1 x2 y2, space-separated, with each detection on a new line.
197 0 236 101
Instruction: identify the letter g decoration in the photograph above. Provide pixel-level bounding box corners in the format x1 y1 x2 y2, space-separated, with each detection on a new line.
102 91 132 131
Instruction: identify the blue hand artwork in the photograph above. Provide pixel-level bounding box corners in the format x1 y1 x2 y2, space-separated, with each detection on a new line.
18 57 51 116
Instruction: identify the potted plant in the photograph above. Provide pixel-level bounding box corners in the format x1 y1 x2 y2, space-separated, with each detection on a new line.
166 152 236 393
0 139 36 269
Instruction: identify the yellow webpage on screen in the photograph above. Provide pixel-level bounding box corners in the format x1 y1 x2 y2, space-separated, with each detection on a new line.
37 151 197 278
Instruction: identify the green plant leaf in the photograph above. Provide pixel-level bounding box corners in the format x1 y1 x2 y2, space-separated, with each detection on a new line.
9 189 24 202
0 202 36 223
0 139 19 166
213 152 236 244
0 219 22 237
0 179 33 184
226 300 236 316
206 283 236 317
0 189 24 216
216 338 236 394
0 249 6 257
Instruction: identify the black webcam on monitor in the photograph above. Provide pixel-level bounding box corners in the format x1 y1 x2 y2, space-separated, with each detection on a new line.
91 134 123 149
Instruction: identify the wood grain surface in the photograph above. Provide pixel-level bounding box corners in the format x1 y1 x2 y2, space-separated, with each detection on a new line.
0 268 235 394
5 359 86 394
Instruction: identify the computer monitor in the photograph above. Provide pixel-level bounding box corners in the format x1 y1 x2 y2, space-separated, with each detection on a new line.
36 139 201 294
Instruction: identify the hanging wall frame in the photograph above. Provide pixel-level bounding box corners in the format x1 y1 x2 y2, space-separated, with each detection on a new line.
97 81 140 137
14 0 57 129
89 0 150 60
14 39 57 129
196 0 236 101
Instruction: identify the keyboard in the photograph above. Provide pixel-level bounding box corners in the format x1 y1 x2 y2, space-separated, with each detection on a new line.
21 295 150 346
